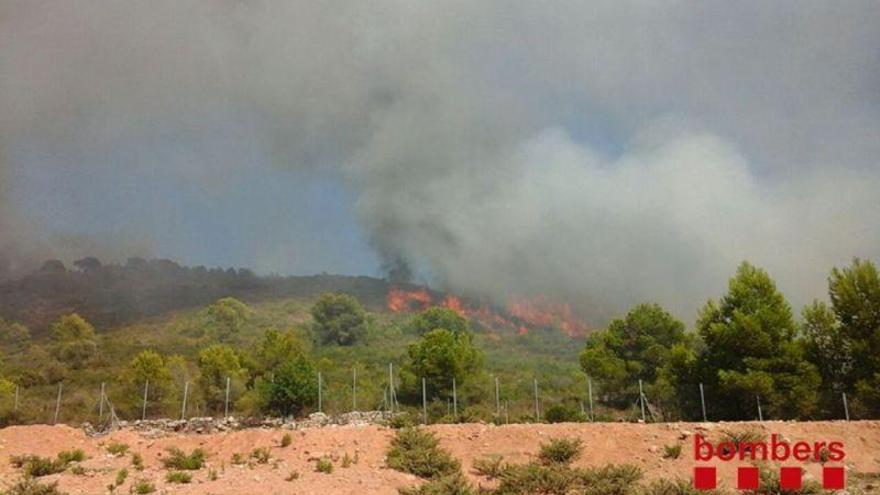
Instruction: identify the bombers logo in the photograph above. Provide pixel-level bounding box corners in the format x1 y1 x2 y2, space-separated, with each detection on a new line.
692 434 846 490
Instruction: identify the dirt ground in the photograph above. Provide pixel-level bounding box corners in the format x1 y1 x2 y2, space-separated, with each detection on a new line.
1 421 878 494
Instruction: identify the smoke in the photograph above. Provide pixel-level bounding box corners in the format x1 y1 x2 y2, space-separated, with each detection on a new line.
1 1 878 319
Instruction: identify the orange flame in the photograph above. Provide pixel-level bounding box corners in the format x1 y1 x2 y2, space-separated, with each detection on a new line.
387 287 433 313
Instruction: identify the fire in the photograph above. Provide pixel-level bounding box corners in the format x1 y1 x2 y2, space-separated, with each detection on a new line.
387 286 589 338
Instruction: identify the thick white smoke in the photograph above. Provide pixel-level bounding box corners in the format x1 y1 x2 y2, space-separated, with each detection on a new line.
1 0 878 319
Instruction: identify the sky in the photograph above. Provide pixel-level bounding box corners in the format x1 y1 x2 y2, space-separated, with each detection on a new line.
1 1 878 322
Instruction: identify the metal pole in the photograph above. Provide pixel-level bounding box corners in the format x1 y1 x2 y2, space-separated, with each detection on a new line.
142 380 149 421
13 385 19 412
352 368 357 412
388 363 394 412
756 395 763 421
587 378 594 422
452 378 458 419
422 377 427 424
99 382 105 422
505 400 509 425
224 376 231 418
842 392 850 421
181 382 189 420
495 376 500 416
699 383 707 422
318 372 323 413
534 378 539 421
53 383 63 425
638 379 646 422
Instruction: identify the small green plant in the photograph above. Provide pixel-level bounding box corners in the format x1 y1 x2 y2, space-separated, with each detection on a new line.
131 452 144 471
250 447 271 464
70 464 86 475
115 468 128 487
0 478 66 495
106 442 129 456
399 473 476 495
640 478 701 495
56 450 86 465
131 479 155 494
472 455 505 479
386 428 460 480
161 447 205 470
281 432 293 448
718 429 766 456
538 438 583 466
286 470 301 481
389 413 416 429
746 466 823 495
10 455 65 478
315 457 334 474
231 452 246 465
663 444 682 459
165 471 193 484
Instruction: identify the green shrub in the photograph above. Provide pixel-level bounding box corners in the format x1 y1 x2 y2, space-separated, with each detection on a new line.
662 444 682 459
386 428 460 479
545 404 585 423
115 468 128 487
56 450 86 465
399 473 476 495
131 480 155 494
165 471 192 484
0 478 66 495
10 455 70 478
280 433 293 448
131 452 144 470
640 478 705 495
161 447 205 470
106 442 129 456
250 447 271 464
579 464 642 495
718 429 766 456
745 467 822 495
493 462 641 495
231 452 246 465
315 457 334 474
538 438 583 466
472 455 505 479
70 465 86 475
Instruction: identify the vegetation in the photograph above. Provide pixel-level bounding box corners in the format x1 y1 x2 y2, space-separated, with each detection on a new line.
538 438 583 466
165 471 192 484
281 432 293 447
10 450 86 478
105 442 129 456
131 479 155 494
311 293 368 345
161 447 205 470
315 457 334 474
662 444 682 460
386 428 461 479
0 479 66 495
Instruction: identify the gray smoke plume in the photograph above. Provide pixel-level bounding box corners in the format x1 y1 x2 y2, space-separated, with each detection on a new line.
1 1 878 320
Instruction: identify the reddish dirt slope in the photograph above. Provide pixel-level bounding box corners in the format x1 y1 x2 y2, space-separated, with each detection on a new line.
1 421 878 494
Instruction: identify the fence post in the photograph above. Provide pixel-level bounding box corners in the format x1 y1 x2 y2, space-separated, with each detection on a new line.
587 377 594 422
99 382 105 422
422 377 427 425
533 378 540 422
13 385 19 412
181 382 189 420
142 380 149 421
317 372 323 413
842 392 850 421
505 399 510 425
638 379 646 422
53 383 63 425
352 368 357 412
452 378 458 419
495 376 500 416
388 363 396 413
224 376 231 418
756 395 763 421
699 383 707 422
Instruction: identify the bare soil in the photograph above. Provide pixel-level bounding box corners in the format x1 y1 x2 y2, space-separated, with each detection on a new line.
1 421 878 494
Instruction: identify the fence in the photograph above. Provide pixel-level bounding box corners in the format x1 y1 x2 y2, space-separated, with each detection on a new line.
0 369 858 428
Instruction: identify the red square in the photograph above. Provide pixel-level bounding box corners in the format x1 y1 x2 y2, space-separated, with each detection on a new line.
780 467 802 490
737 466 759 490
694 467 717 490
823 466 845 490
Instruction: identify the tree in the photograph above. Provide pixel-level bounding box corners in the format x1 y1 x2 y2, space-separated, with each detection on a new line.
410 307 469 336
50 313 98 369
124 350 173 416
257 357 317 417
579 303 690 410
0 319 30 352
205 297 250 340
197 344 245 413
250 328 309 375
310 293 368 345
400 329 483 402
73 256 102 272
696 262 820 419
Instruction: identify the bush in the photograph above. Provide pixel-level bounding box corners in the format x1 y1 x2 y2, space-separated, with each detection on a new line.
10 450 84 478
718 429 766 456
165 471 192 484
0 479 66 495
56 450 86 465
315 457 334 474
161 447 205 470
538 438 583 466
106 442 129 456
662 444 682 459
114 468 128 487
386 428 461 479
311 293 368 345
472 455 505 478
640 478 704 495
131 480 155 494
131 452 144 470
399 473 476 495
250 447 271 464
280 433 293 447
745 467 822 495
257 357 317 416
580 464 642 495
545 404 585 423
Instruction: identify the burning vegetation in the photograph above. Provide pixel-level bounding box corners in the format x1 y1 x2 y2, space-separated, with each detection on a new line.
386 286 589 338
